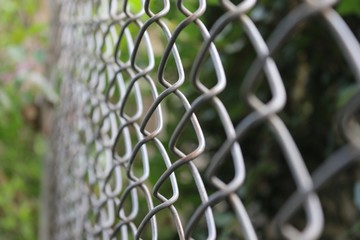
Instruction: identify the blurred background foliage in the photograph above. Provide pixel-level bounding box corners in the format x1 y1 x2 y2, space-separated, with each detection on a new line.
200 1 360 239
0 0 359 239
143 0 360 239
0 0 51 239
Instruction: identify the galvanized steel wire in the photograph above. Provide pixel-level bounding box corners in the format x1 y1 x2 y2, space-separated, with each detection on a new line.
47 0 360 239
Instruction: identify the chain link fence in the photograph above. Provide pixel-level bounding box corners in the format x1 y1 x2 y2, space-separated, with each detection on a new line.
43 0 360 239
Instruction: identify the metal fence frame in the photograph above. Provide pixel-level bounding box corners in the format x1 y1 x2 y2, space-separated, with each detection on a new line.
43 0 360 239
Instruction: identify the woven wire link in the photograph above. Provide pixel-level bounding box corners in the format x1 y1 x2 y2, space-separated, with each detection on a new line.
49 0 360 239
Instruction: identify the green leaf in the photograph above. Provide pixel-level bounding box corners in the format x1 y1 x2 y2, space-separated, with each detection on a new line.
207 0 219 6
336 85 360 108
337 0 360 15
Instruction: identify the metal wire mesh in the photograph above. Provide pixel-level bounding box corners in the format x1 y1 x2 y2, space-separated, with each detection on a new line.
46 0 360 239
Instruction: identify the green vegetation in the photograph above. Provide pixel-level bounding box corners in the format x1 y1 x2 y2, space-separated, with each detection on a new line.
0 0 49 239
